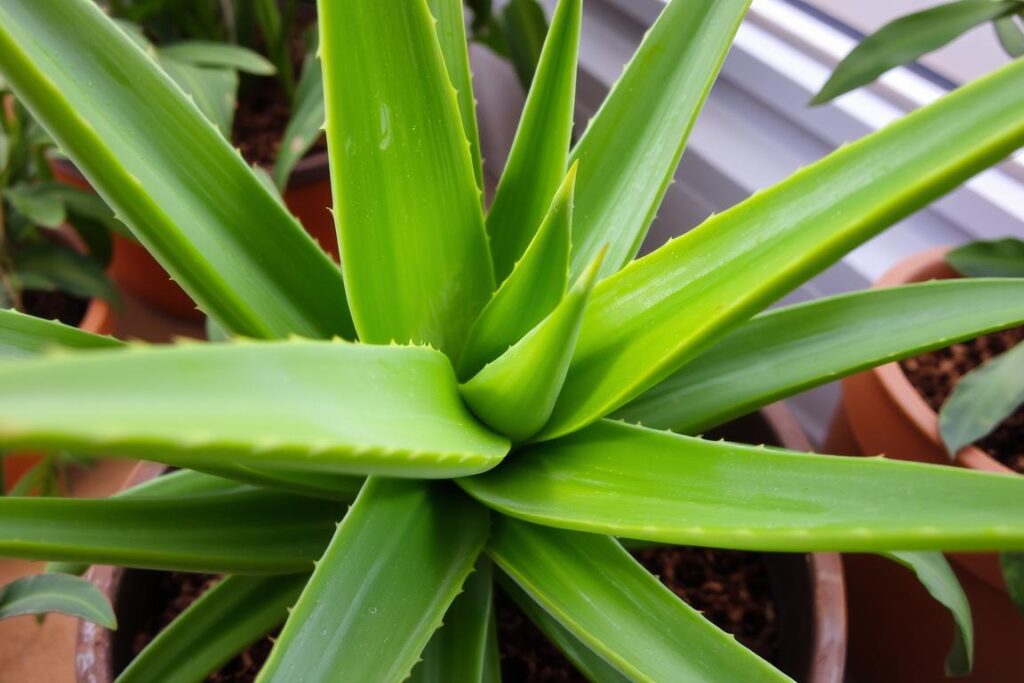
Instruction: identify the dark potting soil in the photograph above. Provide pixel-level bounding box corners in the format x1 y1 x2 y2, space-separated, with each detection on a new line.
131 549 780 682
901 325 1024 473
21 289 88 327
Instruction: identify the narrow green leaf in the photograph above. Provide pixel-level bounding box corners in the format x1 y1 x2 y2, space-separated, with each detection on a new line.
461 164 576 378
158 58 237 135
119 574 306 683
409 559 496 683
995 15 1024 57
616 280 1024 434
0 573 115 628
489 518 790 682
0 307 119 359
157 40 276 75
113 468 251 499
0 341 509 478
543 57 1024 439
939 341 1024 456
500 0 549 90
568 0 750 279
947 237 1024 277
0 488 338 573
259 478 489 683
813 1 1020 105
882 551 973 676
193 462 364 501
0 0 353 339
4 184 65 227
1000 552 1024 616
320 0 493 356
462 420 1024 551
496 571 630 683
14 244 119 303
486 0 580 280
461 248 602 442
272 37 324 190
427 0 484 189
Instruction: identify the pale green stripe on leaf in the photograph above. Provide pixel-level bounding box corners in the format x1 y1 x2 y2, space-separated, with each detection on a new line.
320 0 493 356
882 551 973 676
461 164 575 379
616 280 1024 434
0 308 120 359
542 57 1024 439
119 574 306 683
0 573 115 628
0 0 352 339
462 420 1024 552
487 0 581 279
568 0 750 279
0 341 509 478
462 248 602 442
259 478 488 683
488 517 790 682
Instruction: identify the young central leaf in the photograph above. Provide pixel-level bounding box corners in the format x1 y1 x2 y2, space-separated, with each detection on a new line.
320 1 494 357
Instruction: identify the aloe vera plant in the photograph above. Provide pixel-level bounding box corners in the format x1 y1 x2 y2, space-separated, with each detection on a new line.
4 0 1024 679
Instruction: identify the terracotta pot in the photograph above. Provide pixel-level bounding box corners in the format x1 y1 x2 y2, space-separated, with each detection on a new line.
77 406 847 683
825 246 1023 682
50 152 336 322
2 296 114 493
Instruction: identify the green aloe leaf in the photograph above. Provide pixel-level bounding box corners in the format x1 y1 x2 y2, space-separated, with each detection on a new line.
0 487 338 573
542 57 1024 439
409 559 496 683
812 0 1020 105
0 0 352 340
0 308 119 359
3 184 65 227
461 164 575 379
13 244 119 303
496 571 629 683
947 238 1024 277
996 15 1024 57
0 573 115 628
119 574 306 683
158 58 237 135
462 420 1024 551
1000 552 1024 616
489 517 789 682
157 40 276 75
500 0 549 90
259 478 489 683
272 36 324 190
616 280 1024 434
939 341 1024 456
427 0 484 189
461 249 602 442
568 0 750 279
881 551 973 676
0 341 509 478
320 0 493 356
486 0 580 280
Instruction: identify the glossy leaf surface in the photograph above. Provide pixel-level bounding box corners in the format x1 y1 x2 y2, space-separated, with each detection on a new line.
463 421 1024 551
617 280 1024 433
946 238 1024 277
543 57 1024 439
0 0 352 339
0 308 119 359
489 517 789 682
0 341 509 478
320 0 493 356
259 478 488 683
0 573 115 628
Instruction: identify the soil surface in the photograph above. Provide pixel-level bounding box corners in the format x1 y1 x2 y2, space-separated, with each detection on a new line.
21 289 88 327
901 325 1024 473
130 548 781 682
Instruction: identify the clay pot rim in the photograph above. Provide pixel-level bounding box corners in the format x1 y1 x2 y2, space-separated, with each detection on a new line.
870 246 1014 476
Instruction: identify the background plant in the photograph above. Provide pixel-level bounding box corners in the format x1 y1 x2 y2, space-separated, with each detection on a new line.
2 0 1024 680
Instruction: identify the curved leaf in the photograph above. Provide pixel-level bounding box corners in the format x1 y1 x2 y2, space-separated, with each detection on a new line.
157 41 276 75
616 280 1024 433
486 0 580 279
272 37 324 190
488 517 789 682
500 0 549 90
0 488 338 573
542 56 1024 439
119 574 306 683
882 551 973 676
320 0 493 356
0 341 509 478
462 420 1024 551
947 238 1024 277
0 0 352 339
996 15 1024 57
259 478 488 683
0 307 119 359
0 573 115 628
